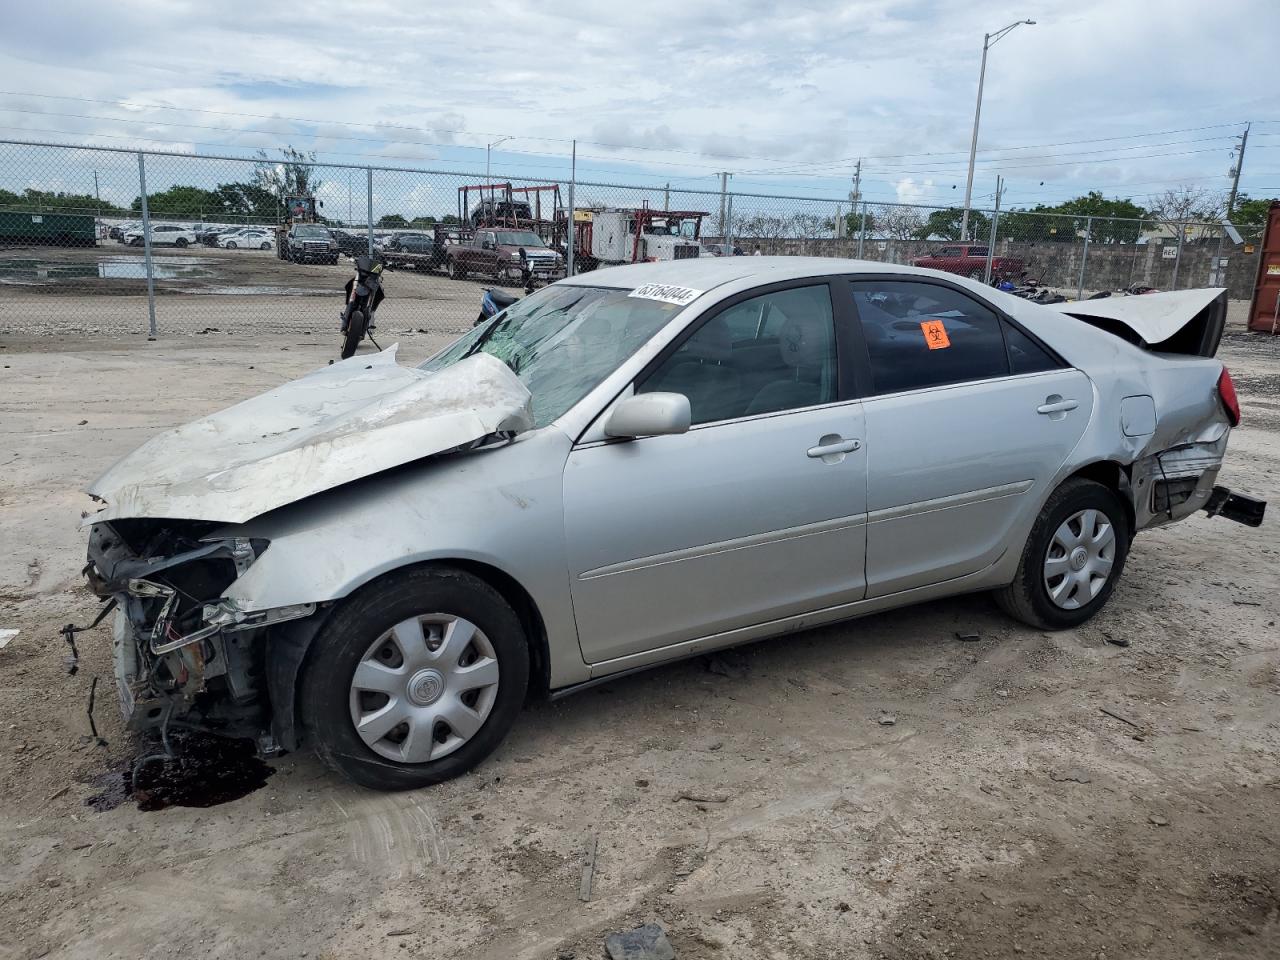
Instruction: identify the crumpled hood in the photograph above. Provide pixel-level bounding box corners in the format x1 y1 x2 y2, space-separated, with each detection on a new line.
87 348 532 524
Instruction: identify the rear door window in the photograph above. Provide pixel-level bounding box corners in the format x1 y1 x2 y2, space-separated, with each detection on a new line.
849 281 1011 395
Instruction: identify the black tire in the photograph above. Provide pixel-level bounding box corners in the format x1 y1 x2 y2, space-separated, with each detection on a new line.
340 308 366 360
226 241 238 249
447 257 466 280
329 255 340 266
175 237 188 248
299 566 529 790
995 477 1130 629
259 242 270 250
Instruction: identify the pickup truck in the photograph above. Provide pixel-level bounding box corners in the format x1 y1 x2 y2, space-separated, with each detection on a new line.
280 224 339 265
911 243 1024 281
446 228 564 285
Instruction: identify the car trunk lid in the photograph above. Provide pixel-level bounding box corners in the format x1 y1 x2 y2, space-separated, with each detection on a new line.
1046 288 1226 357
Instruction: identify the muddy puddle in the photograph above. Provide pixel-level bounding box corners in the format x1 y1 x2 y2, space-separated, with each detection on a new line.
85 733 275 812
0 255 215 284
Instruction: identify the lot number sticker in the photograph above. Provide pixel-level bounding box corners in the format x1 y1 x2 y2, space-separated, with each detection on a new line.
920 319 951 350
628 283 703 306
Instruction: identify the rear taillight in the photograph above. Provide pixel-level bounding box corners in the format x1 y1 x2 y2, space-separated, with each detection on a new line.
1218 367 1241 427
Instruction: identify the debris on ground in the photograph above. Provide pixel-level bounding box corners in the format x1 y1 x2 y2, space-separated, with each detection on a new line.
605 923 676 960
1099 707 1143 730
1149 814 1170 826
1103 633 1131 648
0 628 18 649
705 653 748 679
673 790 729 804
877 713 897 726
579 834 597 902
955 630 981 642
1049 769 1092 784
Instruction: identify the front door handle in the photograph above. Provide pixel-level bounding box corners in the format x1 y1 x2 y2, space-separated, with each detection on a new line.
807 436 862 461
1037 396 1079 416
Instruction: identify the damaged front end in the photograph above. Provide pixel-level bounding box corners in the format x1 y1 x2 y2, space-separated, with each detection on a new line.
84 520 313 745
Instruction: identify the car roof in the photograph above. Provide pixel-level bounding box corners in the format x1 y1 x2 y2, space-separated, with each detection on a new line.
560 256 920 289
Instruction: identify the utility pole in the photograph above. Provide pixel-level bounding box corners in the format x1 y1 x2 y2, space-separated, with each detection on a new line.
566 140 576 278
852 159 862 205
718 172 731 240
1227 123 1250 217
93 170 101 219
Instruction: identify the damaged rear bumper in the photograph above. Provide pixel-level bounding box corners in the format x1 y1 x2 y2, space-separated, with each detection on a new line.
1203 486 1267 527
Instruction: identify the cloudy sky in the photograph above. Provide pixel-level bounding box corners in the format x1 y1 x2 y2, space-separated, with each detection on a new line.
1 0 1277 220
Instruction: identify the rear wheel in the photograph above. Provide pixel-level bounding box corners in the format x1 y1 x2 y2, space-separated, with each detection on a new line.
299 567 529 790
996 478 1130 629
226 241 238 249
175 237 188 248
259 241 270 250
447 257 466 280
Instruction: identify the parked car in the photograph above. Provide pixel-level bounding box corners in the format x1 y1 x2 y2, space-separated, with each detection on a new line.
704 242 745 257
198 224 238 246
124 223 197 248
79 259 1262 790
281 224 339 265
219 230 274 250
446 228 564 283
382 232 440 270
911 243 1024 281
332 229 377 258
109 221 139 242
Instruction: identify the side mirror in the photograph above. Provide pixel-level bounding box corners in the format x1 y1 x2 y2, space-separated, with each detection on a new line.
604 393 691 439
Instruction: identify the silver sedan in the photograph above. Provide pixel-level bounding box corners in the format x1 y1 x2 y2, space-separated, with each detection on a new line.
81 258 1264 789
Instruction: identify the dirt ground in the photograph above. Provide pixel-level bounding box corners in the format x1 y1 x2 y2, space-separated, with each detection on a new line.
1 306 1278 960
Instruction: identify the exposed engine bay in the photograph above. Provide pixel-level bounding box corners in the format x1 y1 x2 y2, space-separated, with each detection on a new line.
84 519 314 747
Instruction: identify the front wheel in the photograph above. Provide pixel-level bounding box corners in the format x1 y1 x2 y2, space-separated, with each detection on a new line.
175 237 188 248
447 258 466 280
340 308 367 360
259 242 271 250
299 567 529 790
226 241 237 249
995 477 1130 629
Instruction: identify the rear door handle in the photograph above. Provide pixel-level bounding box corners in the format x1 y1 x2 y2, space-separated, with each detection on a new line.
1037 398 1079 415
807 437 862 459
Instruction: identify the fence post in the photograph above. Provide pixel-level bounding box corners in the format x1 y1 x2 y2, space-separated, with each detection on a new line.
1076 215 1093 300
136 151 158 339
1171 227 1184 289
365 168 374 256
857 201 867 259
566 140 576 277
725 192 734 251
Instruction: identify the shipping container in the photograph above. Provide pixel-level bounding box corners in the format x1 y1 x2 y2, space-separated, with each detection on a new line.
0 210 97 247
1248 202 1280 334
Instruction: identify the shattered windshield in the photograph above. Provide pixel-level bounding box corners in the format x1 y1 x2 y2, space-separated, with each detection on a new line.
420 285 683 428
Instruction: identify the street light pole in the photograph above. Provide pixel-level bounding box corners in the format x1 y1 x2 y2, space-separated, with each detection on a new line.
960 18 1034 242
486 137 513 183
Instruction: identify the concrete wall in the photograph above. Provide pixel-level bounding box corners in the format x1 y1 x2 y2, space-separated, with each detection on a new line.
740 236 1261 299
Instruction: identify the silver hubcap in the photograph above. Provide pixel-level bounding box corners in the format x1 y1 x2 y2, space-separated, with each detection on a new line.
349 615 500 764
1043 508 1116 610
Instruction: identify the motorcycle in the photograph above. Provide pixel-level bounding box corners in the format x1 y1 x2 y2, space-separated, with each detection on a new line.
474 286 521 327
339 255 386 359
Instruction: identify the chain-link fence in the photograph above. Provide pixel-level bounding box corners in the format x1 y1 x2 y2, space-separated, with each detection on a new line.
0 139 1260 339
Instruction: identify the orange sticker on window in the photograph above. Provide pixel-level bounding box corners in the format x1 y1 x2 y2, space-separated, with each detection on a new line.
920 319 951 350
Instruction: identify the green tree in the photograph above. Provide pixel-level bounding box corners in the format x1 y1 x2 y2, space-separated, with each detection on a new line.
377 213 409 228
252 146 323 199
913 207 990 241
408 215 438 228
842 208 877 238
0 188 125 215
131 185 219 220
210 181 279 221
1229 194 1277 242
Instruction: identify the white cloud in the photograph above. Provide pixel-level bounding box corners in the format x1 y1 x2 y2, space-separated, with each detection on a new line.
895 178 937 205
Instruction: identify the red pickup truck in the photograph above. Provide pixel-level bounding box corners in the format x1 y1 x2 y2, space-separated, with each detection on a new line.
911 244 1025 281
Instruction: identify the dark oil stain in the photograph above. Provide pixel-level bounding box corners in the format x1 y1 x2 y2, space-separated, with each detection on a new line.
85 733 274 812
